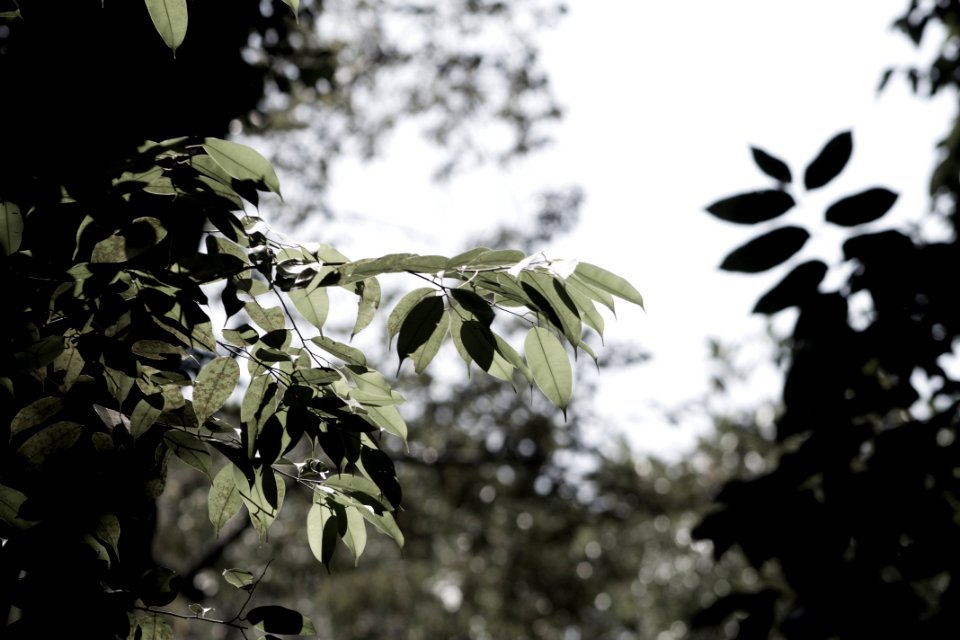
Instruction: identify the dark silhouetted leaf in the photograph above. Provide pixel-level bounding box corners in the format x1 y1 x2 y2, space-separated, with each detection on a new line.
396 296 445 363
753 261 828 314
720 226 810 273
246 605 316 635
450 288 495 326
804 131 853 190
750 147 792 183
706 190 795 225
824 187 898 227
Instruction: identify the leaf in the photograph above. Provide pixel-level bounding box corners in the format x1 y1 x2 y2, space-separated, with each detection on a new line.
11 397 64 436
233 466 286 542
279 0 300 16
753 260 828 315
144 0 188 56
804 131 853 190
388 288 438 341
222 568 255 591
246 606 316 635
208 465 243 535
0 484 35 529
13 336 65 370
244 300 286 332
520 271 582 344
449 288 495 326
824 187 898 227
343 506 368 564
165 430 213 477
202 137 281 196
524 327 573 417
307 502 340 567
289 281 330 330
365 405 408 442
135 615 174 640
720 226 810 273
193 357 240 423
396 296 445 365
410 310 449 374
750 147 792 183
572 262 644 308
351 278 381 338
705 190 795 225
0 201 23 256
16 422 82 471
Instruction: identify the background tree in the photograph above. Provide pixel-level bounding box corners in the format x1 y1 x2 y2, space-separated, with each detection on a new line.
0 3 642 639
692 2 960 637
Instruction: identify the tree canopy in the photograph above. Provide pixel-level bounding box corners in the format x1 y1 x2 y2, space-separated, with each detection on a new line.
0 3 642 639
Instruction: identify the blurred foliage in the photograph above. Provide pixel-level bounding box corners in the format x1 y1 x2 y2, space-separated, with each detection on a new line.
693 3 960 637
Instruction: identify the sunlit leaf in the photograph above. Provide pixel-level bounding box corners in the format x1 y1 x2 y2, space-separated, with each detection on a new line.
244 300 286 332
520 271 581 344
289 278 330 330
135 615 174 640
233 466 285 542
309 336 366 366
365 405 408 442
222 568 255 591
208 465 243 536
351 278 381 338
343 506 367 564
202 137 281 196
307 502 339 568
573 262 643 308
804 130 853 190
144 0 188 56
193 357 240 423
524 327 572 417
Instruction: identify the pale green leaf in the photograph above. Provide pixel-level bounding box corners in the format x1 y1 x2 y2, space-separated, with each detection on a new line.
289 284 329 331
208 465 243 536
144 0 188 56
233 466 285 542
355 507 405 548
343 506 367 564
564 282 605 339
309 336 367 366
244 300 286 332
279 0 300 17
222 568 255 591
521 270 582 344
0 201 23 256
130 398 162 439
365 405 408 442
524 327 573 417
193 357 240 423
566 272 617 313
307 502 338 567
202 137 281 196
573 262 644 308
351 277 381 338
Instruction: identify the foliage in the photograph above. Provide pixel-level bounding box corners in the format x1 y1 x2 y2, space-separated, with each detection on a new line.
694 14 960 632
0 2 641 639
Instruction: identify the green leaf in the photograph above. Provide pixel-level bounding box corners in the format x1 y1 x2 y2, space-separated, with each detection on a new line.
244 300 286 332
563 282 605 339
202 137 281 196
193 357 240 423
279 0 300 17
289 279 329 330
135 615 174 640
246 606 316 636
524 327 573 417
309 336 367 366
720 226 810 273
750 146 792 183
356 506 405 549
14 336 65 370
351 278 381 338
804 130 853 190
824 187 898 227
343 506 368 564
165 430 213 477
0 201 23 256
208 465 243 536
130 397 163 439
411 309 449 374
233 466 285 541
222 568 255 591
705 190 795 225
449 288 495 326
573 262 644 308
520 271 582 344
307 502 340 568
365 405 408 442
131 340 185 361
144 0 188 56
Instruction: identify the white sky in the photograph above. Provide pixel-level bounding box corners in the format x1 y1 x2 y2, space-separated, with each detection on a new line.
292 1 955 459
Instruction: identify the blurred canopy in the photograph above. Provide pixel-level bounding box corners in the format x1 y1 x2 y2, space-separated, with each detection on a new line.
694 1 960 638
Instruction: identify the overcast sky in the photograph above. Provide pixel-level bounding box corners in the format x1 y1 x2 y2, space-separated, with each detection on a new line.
302 1 955 458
